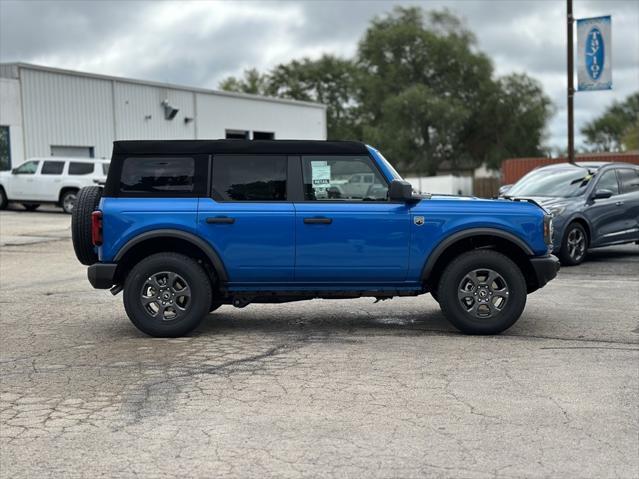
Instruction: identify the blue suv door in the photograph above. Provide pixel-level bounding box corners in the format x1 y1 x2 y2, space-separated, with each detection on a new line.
198 155 295 284
294 155 410 284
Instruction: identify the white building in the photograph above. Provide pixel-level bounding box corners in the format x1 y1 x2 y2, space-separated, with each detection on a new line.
0 63 327 170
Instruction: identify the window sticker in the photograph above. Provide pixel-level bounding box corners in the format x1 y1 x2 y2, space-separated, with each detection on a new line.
311 161 331 186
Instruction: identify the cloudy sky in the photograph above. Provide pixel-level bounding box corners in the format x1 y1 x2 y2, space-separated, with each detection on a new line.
1 0 637 149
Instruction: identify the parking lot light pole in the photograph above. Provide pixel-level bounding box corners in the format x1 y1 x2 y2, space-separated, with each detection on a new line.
567 0 576 165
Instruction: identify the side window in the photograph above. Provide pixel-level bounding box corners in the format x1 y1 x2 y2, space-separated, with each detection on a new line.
120 157 196 194
596 169 619 195
212 155 287 201
68 162 94 175
618 169 639 194
41 161 65 175
13 161 39 175
302 155 388 201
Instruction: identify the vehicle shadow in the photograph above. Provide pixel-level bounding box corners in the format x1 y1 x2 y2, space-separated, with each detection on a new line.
195 306 457 337
4 204 65 215
585 246 639 262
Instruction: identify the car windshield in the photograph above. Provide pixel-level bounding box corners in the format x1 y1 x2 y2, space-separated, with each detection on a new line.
507 168 593 198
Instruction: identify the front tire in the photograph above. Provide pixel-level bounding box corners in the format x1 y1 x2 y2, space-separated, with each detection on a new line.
438 250 527 335
123 253 212 337
559 222 588 266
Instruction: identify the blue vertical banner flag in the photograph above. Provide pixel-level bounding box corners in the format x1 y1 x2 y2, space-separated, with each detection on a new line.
577 16 612 91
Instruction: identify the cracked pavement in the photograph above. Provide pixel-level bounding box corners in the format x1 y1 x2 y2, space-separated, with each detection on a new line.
1 208 638 478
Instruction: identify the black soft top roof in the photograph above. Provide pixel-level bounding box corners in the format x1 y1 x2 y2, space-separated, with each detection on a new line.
112 140 369 158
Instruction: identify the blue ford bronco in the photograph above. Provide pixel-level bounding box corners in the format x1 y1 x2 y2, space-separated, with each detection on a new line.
71 140 559 337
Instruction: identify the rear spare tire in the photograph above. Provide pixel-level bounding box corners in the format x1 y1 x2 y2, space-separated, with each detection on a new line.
72 186 102 266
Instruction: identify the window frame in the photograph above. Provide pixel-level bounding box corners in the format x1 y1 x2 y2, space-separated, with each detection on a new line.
210 154 291 203
297 154 392 203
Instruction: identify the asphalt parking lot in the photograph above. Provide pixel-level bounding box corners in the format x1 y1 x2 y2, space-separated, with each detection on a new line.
1 207 638 479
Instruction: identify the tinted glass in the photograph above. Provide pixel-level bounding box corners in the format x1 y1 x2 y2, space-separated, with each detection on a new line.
596 169 619 195
507 168 594 197
618 169 639 194
0 126 10 171
69 162 94 175
212 155 286 201
121 157 195 194
13 161 38 174
41 161 64 175
302 156 388 201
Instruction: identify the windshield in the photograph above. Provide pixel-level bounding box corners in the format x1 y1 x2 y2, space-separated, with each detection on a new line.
507 168 593 198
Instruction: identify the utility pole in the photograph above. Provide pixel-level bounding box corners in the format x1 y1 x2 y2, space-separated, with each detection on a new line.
567 0 576 164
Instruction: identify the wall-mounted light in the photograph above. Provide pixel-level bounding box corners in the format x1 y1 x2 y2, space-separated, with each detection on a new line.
144 114 152 120
161 100 179 120
184 117 194 124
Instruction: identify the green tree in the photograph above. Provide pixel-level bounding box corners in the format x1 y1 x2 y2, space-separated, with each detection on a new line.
581 92 639 152
266 56 361 139
220 56 360 139
218 68 269 95
356 7 552 174
220 7 553 175
621 119 639 150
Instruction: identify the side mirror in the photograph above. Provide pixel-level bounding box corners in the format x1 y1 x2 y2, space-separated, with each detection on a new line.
388 179 415 202
593 189 613 200
498 184 513 196
11 168 18 174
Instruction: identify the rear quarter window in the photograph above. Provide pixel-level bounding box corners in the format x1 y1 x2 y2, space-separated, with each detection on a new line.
120 157 200 195
69 162 94 175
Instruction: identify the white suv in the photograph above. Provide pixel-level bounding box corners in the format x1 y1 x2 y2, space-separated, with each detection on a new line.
0 158 109 214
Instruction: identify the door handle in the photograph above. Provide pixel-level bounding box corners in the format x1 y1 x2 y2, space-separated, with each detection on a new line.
615 201 624 206
304 217 332 224
206 216 235 224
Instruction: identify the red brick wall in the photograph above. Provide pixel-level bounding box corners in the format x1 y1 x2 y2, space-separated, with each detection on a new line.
501 152 639 185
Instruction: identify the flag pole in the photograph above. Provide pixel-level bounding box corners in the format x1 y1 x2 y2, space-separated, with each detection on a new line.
567 0 576 164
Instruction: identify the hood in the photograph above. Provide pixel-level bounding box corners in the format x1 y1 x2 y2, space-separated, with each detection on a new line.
503 195 572 207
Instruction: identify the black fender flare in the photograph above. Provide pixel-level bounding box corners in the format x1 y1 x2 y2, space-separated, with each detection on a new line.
421 227 534 281
114 229 228 282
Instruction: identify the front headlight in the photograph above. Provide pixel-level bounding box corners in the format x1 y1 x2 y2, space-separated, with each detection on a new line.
547 205 566 217
543 215 554 248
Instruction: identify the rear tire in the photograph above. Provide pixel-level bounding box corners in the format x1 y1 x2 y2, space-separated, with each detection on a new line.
438 250 527 335
22 203 40 211
0 187 7 209
559 222 588 266
123 253 212 337
71 186 102 265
